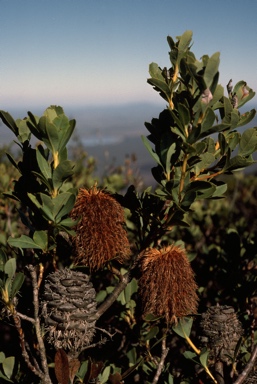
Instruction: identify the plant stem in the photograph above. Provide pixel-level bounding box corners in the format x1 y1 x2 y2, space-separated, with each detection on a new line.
192 170 223 182
233 343 257 384
182 329 217 384
28 265 52 384
12 309 45 380
95 271 130 319
179 153 189 201
152 336 169 384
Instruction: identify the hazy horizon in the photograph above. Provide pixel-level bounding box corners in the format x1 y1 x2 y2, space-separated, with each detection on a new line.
1 1 257 109
1 101 257 184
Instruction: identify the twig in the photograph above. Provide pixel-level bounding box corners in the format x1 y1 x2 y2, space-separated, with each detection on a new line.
214 361 225 384
179 153 189 201
37 263 44 289
12 310 45 380
16 312 35 324
233 343 257 384
27 265 52 384
152 336 169 384
94 326 116 339
95 271 130 319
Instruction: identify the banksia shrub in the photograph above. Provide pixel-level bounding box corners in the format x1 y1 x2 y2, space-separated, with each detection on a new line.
138 245 198 323
70 187 131 270
200 305 243 364
42 268 97 357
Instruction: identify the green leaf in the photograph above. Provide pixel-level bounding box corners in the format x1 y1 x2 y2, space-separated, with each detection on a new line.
239 128 257 157
183 350 197 360
4 258 16 279
0 249 7 272
224 155 255 172
211 84 224 108
58 118 76 152
52 160 74 191
199 348 209 367
211 182 227 198
0 111 19 136
200 108 216 135
57 217 78 229
177 30 193 61
185 181 216 200
181 190 196 210
149 62 165 82
148 78 171 101
203 52 220 89
5 277 13 298
169 110 185 134
11 272 25 298
218 133 227 155
0 352 5 364
36 146 52 181
27 193 54 221
148 62 171 101
77 361 88 381
0 371 13 383
8 235 42 250
53 192 76 222
233 80 256 108
237 109 256 128
165 143 176 177
124 278 138 303
199 121 231 140
5 153 20 171
117 290 126 305
143 326 159 341
33 231 48 251
40 193 55 220
16 118 31 143
96 290 108 303
126 348 137 365
98 366 110 384
227 132 240 151
141 136 164 169
2 356 15 379
177 103 191 127
45 120 60 154
194 153 215 176
172 317 193 339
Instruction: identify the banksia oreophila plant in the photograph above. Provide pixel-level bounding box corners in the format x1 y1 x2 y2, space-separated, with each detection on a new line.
70 187 131 270
138 245 198 323
200 305 243 364
41 268 97 357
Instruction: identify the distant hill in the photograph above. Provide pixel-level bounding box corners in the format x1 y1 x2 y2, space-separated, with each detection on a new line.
1 102 257 183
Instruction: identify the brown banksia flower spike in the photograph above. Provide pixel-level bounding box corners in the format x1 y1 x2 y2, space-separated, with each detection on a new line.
70 186 131 270
138 245 198 323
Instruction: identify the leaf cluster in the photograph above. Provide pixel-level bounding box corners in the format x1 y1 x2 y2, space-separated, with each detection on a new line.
143 30 256 231
0 106 78 263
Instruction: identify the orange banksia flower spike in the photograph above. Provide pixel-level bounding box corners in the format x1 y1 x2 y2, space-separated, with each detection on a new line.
138 245 198 323
70 186 131 270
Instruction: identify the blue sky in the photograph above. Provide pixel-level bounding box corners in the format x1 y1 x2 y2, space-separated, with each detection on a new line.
1 0 257 112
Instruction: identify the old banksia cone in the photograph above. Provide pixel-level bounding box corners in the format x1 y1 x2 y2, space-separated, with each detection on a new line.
138 246 198 323
200 305 243 364
70 187 131 270
42 269 97 356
